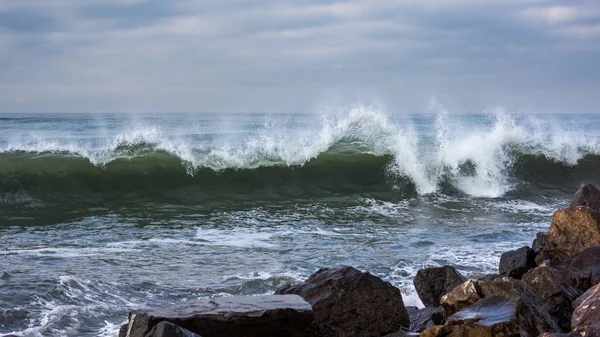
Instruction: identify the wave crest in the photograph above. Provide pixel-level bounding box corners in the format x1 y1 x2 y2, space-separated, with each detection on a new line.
1 107 599 200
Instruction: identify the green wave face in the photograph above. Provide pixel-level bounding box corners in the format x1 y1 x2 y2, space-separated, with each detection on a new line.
1 145 598 211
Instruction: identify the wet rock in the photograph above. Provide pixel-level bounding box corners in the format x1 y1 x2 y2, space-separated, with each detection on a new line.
570 184 600 211
440 277 561 332
540 325 600 336
533 232 549 255
276 266 409 337
405 306 445 332
573 283 600 310
119 324 128 337
413 266 466 307
499 246 536 279
572 283 600 329
146 321 202 337
423 296 539 337
0 272 11 280
536 207 600 264
563 246 600 291
124 294 313 337
522 264 583 331
440 280 482 316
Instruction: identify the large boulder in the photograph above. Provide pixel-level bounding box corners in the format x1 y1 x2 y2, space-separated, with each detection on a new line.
276 266 409 337
499 246 536 279
405 306 445 332
522 264 583 331
123 295 313 337
413 266 466 307
569 184 600 211
536 207 600 264
440 277 561 333
422 296 540 337
572 283 600 329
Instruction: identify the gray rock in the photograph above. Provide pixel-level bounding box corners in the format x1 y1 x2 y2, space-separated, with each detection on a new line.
413 266 466 307
124 295 313 337
276 265 409 337
499 246 536 279
145 321 202 337
405 306 445 332
563 246 600 291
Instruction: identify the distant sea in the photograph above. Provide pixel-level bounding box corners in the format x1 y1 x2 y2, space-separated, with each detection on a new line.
1 107 599 336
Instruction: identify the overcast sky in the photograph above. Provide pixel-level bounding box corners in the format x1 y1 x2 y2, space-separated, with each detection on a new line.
0 0 599 114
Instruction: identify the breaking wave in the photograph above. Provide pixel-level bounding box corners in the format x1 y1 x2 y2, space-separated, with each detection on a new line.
1 107 599 204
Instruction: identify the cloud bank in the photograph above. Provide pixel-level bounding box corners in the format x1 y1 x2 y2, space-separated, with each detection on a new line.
0 0 599 113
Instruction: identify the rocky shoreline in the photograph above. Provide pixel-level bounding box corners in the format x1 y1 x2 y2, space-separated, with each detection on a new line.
118 184 600 337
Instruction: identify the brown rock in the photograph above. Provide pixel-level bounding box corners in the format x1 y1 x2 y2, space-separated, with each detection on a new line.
499 246 536 279
570 184 600 211
440 280 481 316
572 283 600 329
522 264 583 331
124 295 313 337
276 266 409 337
422 296 538 337
440 277 561 333
413 266 466 307
536 207 600 264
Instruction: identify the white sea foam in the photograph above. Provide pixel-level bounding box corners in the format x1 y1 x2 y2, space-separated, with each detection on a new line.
1 104 599 197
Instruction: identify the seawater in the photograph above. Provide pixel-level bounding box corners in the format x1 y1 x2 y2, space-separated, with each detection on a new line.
1 106 599 336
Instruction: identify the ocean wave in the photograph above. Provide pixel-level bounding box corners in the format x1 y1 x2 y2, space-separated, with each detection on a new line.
1 107 599 202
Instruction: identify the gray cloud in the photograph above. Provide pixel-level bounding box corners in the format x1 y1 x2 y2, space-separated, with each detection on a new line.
0 0 599 113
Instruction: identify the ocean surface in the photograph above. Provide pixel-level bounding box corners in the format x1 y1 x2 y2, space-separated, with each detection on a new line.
1 107 599 336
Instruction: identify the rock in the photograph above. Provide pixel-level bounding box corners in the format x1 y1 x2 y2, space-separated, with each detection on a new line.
124 295 313 337
119 324 128 337
522 264 583 331
572 283 600 329
573 283 600 310
533 232 549 255
539 326 600 337
499 246 536 279
570 184 600 211
536 207 600 264
440 277 561 333
422 296 538 337
276 266 409 337
413 266 466 307
563 246 600 291
405 306 444 332
146 321 202 337
440 280 481 316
